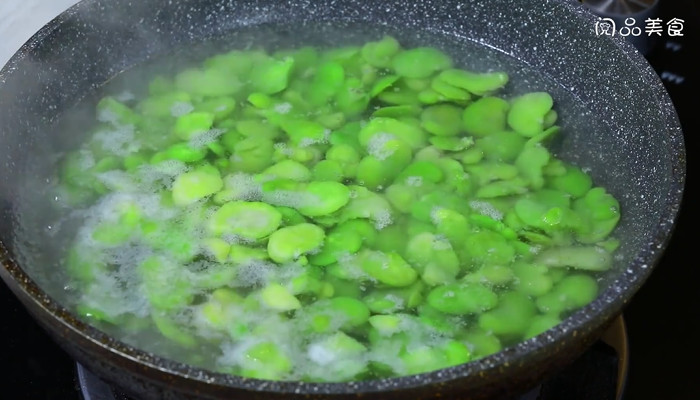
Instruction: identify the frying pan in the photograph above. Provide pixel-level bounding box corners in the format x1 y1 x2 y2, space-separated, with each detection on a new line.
0 0 685 399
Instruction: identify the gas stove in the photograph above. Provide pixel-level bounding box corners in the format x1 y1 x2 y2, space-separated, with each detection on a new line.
1 1 698 399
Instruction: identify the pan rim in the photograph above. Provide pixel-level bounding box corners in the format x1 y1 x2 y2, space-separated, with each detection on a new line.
0 0 686 395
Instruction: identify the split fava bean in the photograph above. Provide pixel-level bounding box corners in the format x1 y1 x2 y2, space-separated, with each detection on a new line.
59 37 623 382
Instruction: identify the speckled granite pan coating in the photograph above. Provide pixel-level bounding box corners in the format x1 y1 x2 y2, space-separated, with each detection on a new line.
0 0 685 399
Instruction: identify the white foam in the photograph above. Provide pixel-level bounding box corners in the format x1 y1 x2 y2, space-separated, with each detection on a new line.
222 173 262 202
114 91 136 102
469 200 503 220
77 149 95 170
308 342 337 365
273 142 294 156
273 102 292 114
189 128 226 149
372 209 393 230
93 124 141 157
96 170 136 192
170 101 194 117
405 176 423 187
232 261 274 287
262 189 318 210
367 132 396 160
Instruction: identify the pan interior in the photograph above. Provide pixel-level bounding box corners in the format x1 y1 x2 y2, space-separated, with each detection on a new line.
0 0 678 388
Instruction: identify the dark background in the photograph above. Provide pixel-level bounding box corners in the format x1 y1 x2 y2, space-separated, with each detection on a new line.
623 1 699 398
1 0 698 399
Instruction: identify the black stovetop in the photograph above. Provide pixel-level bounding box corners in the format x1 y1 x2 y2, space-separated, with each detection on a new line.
2 1 699 399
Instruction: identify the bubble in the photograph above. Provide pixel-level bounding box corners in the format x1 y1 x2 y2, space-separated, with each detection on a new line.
170 101 194 117
367 132 396 160
189 128 226 149
274 102 292 114
469 200 503 220
92 124 141 157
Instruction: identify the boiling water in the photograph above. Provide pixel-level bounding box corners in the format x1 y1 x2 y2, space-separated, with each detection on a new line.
10 21 620 381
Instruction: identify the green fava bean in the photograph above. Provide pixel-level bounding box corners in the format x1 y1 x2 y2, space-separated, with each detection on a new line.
195 96 237 122
230 136 275 173
240 342 293 380
316 112 346 130
202 238 231 263
369 75 400 98
401 340 471 375
478 291 537 337
357 138 412 190
391 47 452 78
175 68 243 97
431 208 470 244
417 88 447 105
96 97 140 126
173 111 214 141
462 97 510 137
535 245 613 271
208 201 282 240
512 263 553 297
203 49 258 76
507 92 554 137
421 104 463 137
302 297 370 333
377 84 421 106
364 282 424 314
163 142 207 163
309 227 363 266
308 61 345 106
373 224 410 254
515 143 550 190
573 187 621 243
524 314 562 339
372 105 422 118
359 117 427 150
335 78 370 116
437 69 509 95
476 130 526 162
368 314 404 335
430 136 473 152
171 165 223 206
229 244 269 265
547 165 593 199
305 332 368 381
385 184 418 214
334 218 379 246
280 118 328 146
427 282 498 315
405 232 460 286
312 160 344 182
429 78 471 103
250 57 294 94
267 223 325 263
462 231 515 266
152 313 197 348
461 329 502 359
360 250 417 287
236 119 280 140
260 283 302 311
138 91 191 118
140 256 193 311
326 144 360 177
536 274 598 314
296 181 351 217
66 247 106 284
261 160 312 182
361 35 401 68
